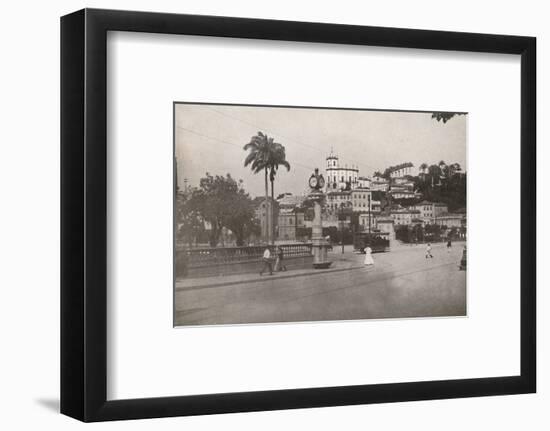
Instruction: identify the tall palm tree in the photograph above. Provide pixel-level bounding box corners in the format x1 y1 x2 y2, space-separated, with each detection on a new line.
267 143 291 244
243 132 289 244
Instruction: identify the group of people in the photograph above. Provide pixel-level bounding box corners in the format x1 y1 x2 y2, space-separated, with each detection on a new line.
260 240 465 274
366 240 456 265
259 246 287 276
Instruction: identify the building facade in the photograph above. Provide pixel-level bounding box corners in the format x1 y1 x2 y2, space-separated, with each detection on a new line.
326 190 352 211
325 152 359 191
357 176 371 189
370 177 389 191
434 212 464 228
389 163 415 178
390 207 421 225
277 208 306 240
413 201 449 223
253 197 279 241
351 188 372 212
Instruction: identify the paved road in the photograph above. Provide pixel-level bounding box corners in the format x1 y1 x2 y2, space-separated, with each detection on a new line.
175 242 466 326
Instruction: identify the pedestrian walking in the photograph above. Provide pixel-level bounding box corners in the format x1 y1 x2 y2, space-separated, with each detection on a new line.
459 245 467 270
259 246 273 276
425 243 433 259
364 245 374 266
275 246 287 272
447 238 452 252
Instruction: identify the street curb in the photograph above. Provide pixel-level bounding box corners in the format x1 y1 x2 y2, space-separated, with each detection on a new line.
176 264 365 291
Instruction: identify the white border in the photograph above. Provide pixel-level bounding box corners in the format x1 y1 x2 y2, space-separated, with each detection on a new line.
107 31 521 400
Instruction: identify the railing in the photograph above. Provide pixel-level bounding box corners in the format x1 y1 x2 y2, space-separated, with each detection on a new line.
177 243 313 268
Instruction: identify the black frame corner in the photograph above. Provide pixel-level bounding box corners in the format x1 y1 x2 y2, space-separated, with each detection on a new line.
61 8 536 422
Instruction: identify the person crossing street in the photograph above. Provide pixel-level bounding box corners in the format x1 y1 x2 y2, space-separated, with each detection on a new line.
260 246 273 276
425 243 434 259
275 246 287 272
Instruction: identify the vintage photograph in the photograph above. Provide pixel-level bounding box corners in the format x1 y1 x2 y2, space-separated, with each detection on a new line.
174 103 467 326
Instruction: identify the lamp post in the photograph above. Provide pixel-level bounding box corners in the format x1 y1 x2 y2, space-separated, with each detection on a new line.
368 193 372 234
338 204 345 254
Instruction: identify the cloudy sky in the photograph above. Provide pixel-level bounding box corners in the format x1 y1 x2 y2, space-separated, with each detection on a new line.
175 103 467 198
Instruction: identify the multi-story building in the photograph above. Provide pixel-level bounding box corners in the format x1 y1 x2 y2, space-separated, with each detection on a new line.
370 177 389 192
277 194 306 209
253 197 279 241
434 212 464 228
412 201 448 223
358 210 381 231
326 190 352 211
390 207 421 226
351 188 372 212
276 194 307 240
389 188 421 200
389 163 415 178
325 151 359 191
277 208 306 240
357 176 371 189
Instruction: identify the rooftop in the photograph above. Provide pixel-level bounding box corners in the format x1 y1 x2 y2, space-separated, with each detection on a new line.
278 194 306 207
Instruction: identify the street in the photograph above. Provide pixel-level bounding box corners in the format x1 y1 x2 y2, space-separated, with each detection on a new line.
175 242 466 326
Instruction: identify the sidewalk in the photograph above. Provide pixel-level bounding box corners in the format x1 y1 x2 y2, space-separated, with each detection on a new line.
389 240 466 252
175 241 466 291
176 256 364 291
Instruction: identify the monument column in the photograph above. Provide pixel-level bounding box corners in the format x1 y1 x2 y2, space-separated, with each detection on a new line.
308 168 332 269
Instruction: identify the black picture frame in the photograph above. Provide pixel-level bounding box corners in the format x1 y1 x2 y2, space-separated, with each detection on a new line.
61 8 536 422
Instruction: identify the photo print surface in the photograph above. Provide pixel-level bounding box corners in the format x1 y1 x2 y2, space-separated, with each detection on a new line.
174 103 467 327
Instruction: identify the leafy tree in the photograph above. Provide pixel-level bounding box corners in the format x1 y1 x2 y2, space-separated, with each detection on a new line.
412 223 424 243
431 112 466 123
243 217 261 245
225 191 262 246
424 223 442 242
411 163 466 211
176 191 205 247
186 173 257 247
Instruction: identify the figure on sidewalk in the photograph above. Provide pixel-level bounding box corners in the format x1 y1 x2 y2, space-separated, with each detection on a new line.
364 245 374 266
425 243 434 259
260 246 273 276
459 245 467 270
275 246 287 272
447 238 452 252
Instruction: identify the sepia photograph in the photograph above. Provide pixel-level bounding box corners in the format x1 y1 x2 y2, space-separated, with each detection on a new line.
174 103 467 326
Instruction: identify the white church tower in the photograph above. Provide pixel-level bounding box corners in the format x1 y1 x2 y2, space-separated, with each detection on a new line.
324 149 358 191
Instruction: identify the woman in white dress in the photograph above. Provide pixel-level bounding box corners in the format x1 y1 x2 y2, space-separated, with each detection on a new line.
364 246 374 266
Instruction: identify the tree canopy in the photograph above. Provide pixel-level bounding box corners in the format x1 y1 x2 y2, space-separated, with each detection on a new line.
181 173 259 247
412 163 466 210
431 112 466 123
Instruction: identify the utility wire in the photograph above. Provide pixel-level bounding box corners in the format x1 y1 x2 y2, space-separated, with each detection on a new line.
203 106 380 175
176 125 316 172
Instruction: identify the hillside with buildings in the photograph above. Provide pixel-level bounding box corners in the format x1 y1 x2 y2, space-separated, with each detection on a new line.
177 149 466 248
265 150 466 244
